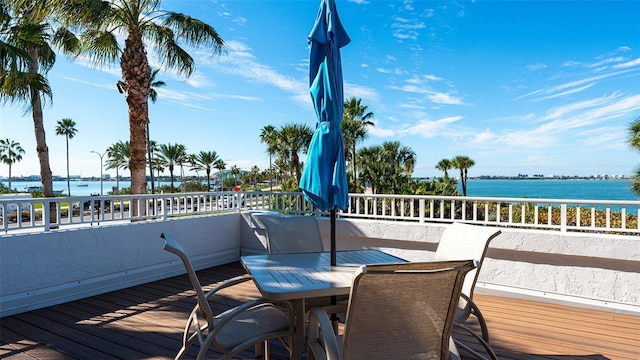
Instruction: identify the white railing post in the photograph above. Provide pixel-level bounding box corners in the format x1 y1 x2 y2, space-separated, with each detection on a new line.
561 203 567 233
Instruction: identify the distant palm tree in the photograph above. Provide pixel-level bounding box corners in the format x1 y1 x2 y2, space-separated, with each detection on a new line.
628 116 640 196
343 97 374 186
159 143 187 193
260 125 278 191
230 165 240 187
55 118 78 196
250 165 260 187
436 158 452 179
106 141 130 193
278 123 313 182
60 0 226 199
451 155 475 196
0 138 25 193
214 159 226 190
192 151 220 192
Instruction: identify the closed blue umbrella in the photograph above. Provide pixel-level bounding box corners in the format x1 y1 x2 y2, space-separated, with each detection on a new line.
299 0 350 267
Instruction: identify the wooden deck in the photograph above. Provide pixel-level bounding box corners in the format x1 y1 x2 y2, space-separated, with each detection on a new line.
1 262 638 360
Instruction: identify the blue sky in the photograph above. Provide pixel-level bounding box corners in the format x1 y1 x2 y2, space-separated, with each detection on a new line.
2 0 639 179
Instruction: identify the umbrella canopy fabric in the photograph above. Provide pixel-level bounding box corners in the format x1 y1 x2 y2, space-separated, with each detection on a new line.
299 0 351 212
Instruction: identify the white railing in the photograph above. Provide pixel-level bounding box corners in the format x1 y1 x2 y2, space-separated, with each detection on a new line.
2 191 639 235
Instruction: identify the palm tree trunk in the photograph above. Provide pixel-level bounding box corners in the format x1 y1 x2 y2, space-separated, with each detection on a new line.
8 164 12 194
122 29 150 215
169 166 175 193
147 122 155 194
28 45 56 226
66 137 71 196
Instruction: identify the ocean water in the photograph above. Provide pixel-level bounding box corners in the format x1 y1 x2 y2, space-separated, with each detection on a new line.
3 178 638 201
462 179 637 201
2 180 177 197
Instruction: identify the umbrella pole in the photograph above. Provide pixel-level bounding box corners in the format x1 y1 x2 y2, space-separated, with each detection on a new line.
330 207 339 333
330 208 337 266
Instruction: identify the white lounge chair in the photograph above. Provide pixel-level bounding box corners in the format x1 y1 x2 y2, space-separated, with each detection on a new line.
434 222 501 360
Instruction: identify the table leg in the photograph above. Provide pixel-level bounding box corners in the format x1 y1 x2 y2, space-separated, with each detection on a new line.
290 299 306 359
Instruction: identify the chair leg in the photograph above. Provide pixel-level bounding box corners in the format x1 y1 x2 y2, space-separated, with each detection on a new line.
469 300 490 343
453 323 498 360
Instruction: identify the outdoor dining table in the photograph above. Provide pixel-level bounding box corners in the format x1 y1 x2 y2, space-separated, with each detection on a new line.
241 249 406 359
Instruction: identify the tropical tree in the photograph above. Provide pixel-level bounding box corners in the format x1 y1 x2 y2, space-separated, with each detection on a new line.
278 123 312 183
451 155 475 196
60 0 225 203
230 165 240 187
192 150 219 192
628 116 640 196
158 143 186 193
0 138 25 193
357 144 385 194
214 158 226 190
55 118 77 196
342 97 374 187
381 141 416 194
250 165 260 187
1 0 80 222
436 158 452 179
105 140 130 193
260 125 278 191
145 68 165 194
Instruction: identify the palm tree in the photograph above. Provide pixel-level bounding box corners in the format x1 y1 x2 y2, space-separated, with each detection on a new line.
250 165 260 187
159 143 187 193
214 159 226 190
628 116 640 196
278 123 313 183
230 165 240 187
0 138 25 193
55 118 77 196
343 97 374 186
1 0 80 223
436 158 452 179
381 141 416 194
106 141 130 193
260 125 278 191
60 0 225 201
451 155 475 196
192 151 219 192
146 68 165 194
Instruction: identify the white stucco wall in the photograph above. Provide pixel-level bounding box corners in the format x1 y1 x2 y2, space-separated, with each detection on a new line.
0 214 242 317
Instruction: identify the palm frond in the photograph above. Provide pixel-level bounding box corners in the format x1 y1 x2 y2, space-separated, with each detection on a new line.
162 12 225 55
52 27 82 56
0 70 51 108
81 29 120 65
146 22 193 76
60 0 114 29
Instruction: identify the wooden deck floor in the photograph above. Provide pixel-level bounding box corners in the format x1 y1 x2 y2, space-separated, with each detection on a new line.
1 262 638 360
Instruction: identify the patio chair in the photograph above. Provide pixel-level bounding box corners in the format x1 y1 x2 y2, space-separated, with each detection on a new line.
259 214 325 254
260 214 346 330
434 222 501 360
307 260 477 360
161 233 293 360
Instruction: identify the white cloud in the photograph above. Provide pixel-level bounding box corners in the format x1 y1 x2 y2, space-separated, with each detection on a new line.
525 63 547 72
613 57 640 69
399 116 463 138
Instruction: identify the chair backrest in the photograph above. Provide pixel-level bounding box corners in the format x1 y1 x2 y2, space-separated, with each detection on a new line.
433 223 501 317
161 233 214 328
342 260 476 360
259 214 325 254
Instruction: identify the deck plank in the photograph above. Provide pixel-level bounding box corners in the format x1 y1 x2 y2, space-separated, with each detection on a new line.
1 262 638 360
